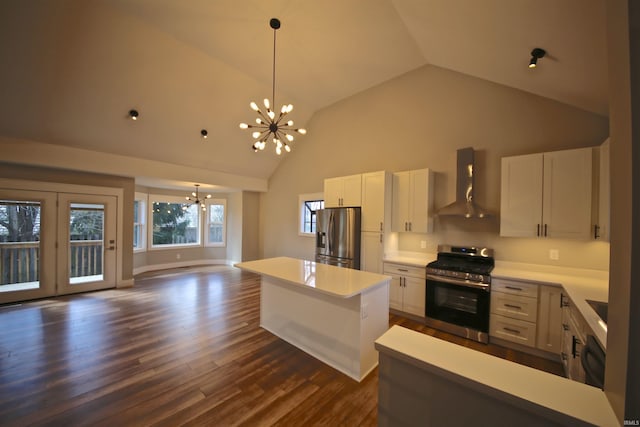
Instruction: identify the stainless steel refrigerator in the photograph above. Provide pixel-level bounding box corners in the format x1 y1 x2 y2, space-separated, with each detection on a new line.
315 207 361 269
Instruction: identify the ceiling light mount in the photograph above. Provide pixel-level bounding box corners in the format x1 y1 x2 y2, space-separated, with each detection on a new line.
184 184 212 211
128 109 139 120
239 17 306 155
201 129 208 139
529 48 546 69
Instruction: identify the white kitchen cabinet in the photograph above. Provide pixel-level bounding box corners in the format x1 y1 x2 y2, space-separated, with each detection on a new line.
490 278 538 348
391 168 434 233
561 293 586 382
361 231 384 274
595 138 610 241
500 147 593 239
383 262 426 317
536 285 562 355
361 171 391 232
360 171 391 274
324 174 362 207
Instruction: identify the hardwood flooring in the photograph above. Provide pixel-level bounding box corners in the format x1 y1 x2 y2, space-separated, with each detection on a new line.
0 266 563 426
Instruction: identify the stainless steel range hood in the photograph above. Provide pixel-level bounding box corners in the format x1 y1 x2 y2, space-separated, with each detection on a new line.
437 147 492 218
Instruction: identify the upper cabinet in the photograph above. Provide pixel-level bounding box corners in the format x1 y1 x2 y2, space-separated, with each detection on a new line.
500 147 593 239
595 138 610 241
324 174 362 207
361 171 392 232
391 168 434 233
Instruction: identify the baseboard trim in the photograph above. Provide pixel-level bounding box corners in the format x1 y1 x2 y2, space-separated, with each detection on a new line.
117 278 135 288
133 259 232 276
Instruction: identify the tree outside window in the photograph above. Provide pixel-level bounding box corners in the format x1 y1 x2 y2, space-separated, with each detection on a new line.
151 200 200 247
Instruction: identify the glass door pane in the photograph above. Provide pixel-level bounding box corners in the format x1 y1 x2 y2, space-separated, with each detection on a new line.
0 200 41 292
69 203 104 284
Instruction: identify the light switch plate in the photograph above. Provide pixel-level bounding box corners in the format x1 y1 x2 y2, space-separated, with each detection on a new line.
549 249 559 260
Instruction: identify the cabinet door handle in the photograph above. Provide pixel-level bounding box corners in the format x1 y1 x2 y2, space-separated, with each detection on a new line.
537 224 540 237
380 222 383 232
409 222 412 231
572 336 580 358
505 286 523 291
544 223 548 237
398 268 409 272
594 224 600 239
379 233 383 243
562 323 569 331
504 303 522 310
503 327 521 334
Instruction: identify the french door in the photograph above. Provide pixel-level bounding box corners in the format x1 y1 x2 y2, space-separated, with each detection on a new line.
0 190 117 304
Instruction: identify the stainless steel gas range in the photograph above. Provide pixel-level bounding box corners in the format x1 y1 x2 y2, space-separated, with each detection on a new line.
425 245 495 343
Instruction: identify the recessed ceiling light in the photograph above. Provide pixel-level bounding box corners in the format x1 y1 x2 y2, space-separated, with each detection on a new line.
201 129 208 139
128 109 139 120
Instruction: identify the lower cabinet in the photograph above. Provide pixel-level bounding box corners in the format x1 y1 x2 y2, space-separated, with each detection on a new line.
490 278 539 348
383 262 426 317
361 231 384 274
560 292 587 382
490 278 562 355
537 285 563 354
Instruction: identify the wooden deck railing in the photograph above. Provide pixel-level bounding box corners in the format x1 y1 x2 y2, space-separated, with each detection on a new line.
0 241 103 286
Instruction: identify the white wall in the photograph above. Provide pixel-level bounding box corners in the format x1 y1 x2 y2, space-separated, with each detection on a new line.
261 64 610 270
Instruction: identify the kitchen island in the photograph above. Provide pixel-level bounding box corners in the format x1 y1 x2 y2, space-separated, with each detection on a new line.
234 257 390 382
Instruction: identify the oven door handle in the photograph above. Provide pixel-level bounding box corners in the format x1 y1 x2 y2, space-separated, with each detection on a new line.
426 274 490 291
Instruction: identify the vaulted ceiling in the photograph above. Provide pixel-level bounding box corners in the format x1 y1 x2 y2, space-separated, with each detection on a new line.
0 0 608 191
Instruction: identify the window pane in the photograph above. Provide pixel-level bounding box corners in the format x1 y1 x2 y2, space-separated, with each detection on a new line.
0 200 41 289
208 203 225 244
152 202 199 246
133 224 141 248
133 200 139 223
208 224 223 243
303 200 324 233
209 205 224 223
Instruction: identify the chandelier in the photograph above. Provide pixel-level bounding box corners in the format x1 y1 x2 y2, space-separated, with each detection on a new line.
239 18 306 155
183 184 211 211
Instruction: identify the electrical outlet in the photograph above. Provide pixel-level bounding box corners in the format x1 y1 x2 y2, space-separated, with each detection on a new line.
176 253 181 260
420 240 427 249
549 249 559 260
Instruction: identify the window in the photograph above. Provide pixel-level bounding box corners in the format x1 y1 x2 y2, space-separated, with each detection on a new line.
205 199 226 246
133 193 146 251
149 195 201 248
298 193 324 236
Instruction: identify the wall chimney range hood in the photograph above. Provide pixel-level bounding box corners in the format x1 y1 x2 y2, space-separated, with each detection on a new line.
437 147 492 219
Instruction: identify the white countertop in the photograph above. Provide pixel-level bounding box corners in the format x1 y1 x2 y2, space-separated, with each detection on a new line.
376 325 618 426
234 257 391 298
384 251 435 267
493 261 609 349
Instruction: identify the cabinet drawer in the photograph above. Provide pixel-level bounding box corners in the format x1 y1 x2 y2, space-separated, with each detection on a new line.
491 292 538 322
383 263 425 279
490 314 537 348
492 278 538 298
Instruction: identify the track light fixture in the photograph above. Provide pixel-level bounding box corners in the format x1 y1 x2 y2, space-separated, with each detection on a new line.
183 184 211 211
128 109 139 120
239 18 307 155
529 48 546 69
201 129 208 139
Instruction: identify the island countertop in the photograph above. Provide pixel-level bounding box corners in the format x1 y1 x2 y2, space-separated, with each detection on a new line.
234 257 391 298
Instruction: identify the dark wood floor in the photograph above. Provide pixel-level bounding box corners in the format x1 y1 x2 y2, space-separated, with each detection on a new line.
0 266 563 426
